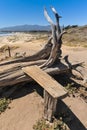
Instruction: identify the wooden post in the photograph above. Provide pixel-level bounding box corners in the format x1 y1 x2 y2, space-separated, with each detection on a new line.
8 46 11 57
4 46 11 58
44 90 57 122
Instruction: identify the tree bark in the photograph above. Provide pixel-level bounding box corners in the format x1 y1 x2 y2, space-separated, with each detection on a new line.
0 60 70 88
44 90 57 122
40 7 66 68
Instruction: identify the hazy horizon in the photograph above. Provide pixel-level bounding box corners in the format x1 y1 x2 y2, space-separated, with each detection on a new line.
0 24 87 29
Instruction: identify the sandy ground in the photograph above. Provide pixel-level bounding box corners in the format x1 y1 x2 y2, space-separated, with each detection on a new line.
0 33 87 130
0 33 87 64
0 92 44 130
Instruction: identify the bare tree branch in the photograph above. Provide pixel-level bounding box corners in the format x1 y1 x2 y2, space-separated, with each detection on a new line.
41 7 66 68
51 6 61 36
44 7 54 25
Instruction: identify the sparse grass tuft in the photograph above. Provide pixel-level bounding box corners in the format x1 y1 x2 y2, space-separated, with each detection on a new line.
63 26 87 47
33 118 70 130
0 45 9 52
33 118 51 130
65 83 77 95
7 35 19 42
0 45 19 52
0 98 11 114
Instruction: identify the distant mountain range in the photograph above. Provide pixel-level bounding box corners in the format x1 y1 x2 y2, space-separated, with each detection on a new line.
0 25 51 32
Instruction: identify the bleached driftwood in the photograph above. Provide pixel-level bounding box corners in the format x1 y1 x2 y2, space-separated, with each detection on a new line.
0 7 86 89
0 59 71 88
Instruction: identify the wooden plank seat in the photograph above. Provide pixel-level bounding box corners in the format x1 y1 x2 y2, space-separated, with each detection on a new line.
22 65 67 121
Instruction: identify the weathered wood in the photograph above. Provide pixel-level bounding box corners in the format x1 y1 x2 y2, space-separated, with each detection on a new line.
0 59 70 88
22 65 67 122
40 7 66 68
51 7 61 36
44 90 57 121
4 45 11 58
74 66 87 84
0 59 85 89
0 60 45 75
22 65 67 98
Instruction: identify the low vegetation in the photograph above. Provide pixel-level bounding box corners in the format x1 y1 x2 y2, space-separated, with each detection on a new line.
33 118 70 130
0 98 11 114
65 83 77 95
0 44 19 53
63 26 87 47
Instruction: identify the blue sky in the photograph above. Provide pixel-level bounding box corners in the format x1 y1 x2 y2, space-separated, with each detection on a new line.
0 0 87 27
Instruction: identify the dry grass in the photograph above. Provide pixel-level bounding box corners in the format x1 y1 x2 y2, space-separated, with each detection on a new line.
0 45 19 52
63 26 87 47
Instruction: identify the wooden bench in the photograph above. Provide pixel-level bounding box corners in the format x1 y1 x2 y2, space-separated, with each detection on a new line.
22 65 67 121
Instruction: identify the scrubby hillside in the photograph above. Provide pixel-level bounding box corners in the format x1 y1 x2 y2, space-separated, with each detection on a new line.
63 25 87 47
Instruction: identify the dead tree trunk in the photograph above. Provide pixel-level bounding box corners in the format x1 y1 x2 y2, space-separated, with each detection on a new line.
0 59 71 88
40 7 66 68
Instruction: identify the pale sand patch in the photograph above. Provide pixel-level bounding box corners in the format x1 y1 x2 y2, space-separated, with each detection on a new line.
0 92 44 130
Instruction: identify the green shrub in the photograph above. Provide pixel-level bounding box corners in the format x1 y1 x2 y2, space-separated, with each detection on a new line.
0 98 11 113
33 118 69 130
65 83 77 95
33 118 51 130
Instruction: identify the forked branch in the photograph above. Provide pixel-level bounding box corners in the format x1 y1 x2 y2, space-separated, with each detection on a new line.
51 6 61 35
40 7 66 68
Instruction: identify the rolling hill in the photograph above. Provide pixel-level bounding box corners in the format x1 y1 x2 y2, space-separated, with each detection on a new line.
0 25 51 32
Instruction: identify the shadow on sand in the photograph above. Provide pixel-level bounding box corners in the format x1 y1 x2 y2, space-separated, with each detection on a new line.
2 79 86 130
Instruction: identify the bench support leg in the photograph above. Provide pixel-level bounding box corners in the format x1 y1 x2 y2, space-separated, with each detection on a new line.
44 90 57 122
